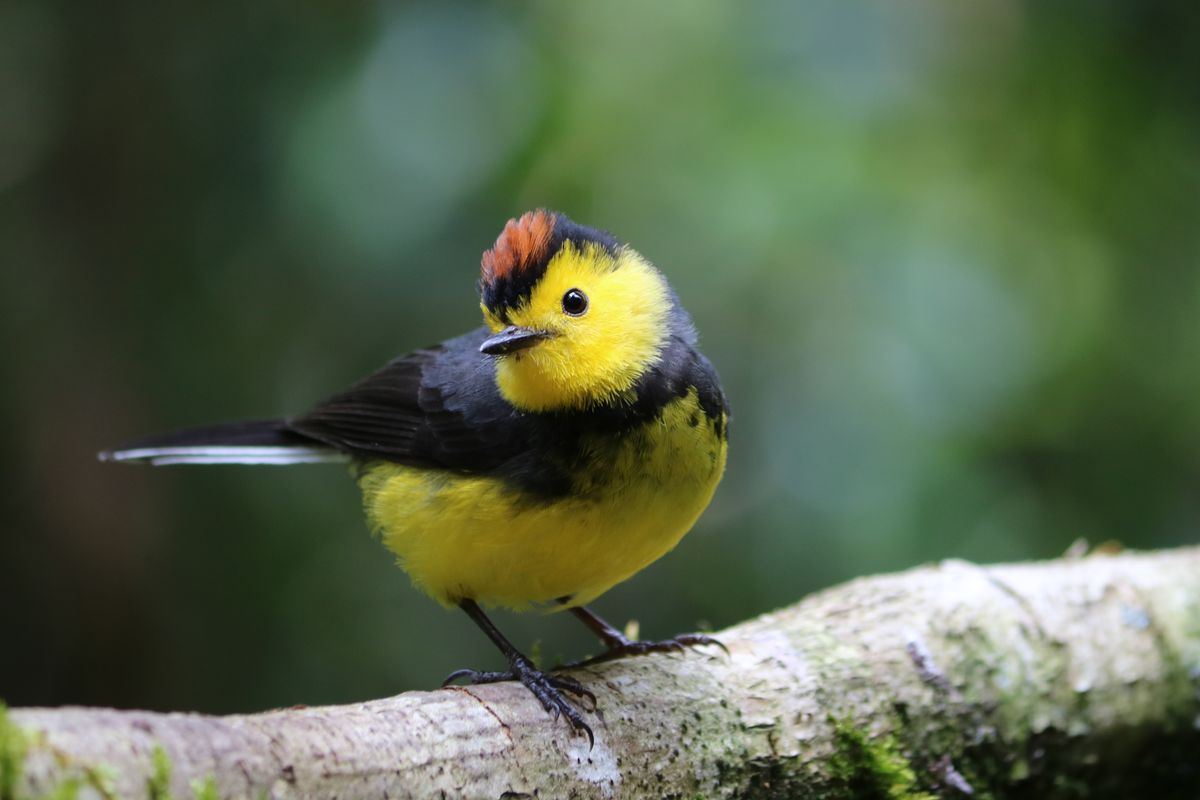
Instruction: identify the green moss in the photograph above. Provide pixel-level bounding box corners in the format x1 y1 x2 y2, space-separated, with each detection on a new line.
81 764 117 800
45 779 81 800
147 746 173 800
829 719 936 800
1 704 27 800
0 703 128 800
190 775 219 800
0 711 220 800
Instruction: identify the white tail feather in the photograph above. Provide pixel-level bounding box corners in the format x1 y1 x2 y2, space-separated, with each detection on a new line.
99 446 348 466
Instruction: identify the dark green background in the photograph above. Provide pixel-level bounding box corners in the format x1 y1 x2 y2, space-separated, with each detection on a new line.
2 1 1198 713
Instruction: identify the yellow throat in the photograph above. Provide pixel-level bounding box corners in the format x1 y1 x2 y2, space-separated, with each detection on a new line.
483 243 673 412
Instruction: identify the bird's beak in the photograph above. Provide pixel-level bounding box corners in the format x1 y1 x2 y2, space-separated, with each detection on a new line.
479 325 552 356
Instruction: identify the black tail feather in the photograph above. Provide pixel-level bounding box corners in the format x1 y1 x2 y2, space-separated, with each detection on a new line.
109 419 308 451
99 419 345 465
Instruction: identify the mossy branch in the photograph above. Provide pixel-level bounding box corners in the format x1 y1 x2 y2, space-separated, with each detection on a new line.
6 547 1200 799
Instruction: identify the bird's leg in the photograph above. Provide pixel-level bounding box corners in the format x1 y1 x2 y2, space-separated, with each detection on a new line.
442 599 595 746
565 604 727 667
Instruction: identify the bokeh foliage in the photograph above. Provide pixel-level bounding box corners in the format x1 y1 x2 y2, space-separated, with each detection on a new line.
1 1 1197 713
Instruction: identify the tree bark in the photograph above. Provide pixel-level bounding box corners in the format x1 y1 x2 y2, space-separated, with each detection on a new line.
5 547 1200 799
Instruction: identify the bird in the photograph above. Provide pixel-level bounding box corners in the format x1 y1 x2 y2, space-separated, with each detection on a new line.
101 210 730 744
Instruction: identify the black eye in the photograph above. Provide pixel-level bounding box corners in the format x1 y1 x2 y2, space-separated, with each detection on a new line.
561 288 588 316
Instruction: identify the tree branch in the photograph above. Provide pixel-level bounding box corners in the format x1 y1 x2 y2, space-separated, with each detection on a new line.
6 547 1200 798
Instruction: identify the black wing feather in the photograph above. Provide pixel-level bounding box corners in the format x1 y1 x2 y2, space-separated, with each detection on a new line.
287 328 533 474
286 320 726 499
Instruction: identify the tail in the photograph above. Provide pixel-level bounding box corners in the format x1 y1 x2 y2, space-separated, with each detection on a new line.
99 419 348 466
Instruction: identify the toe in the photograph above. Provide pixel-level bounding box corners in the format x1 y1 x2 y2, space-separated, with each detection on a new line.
441 668 477 687
563 707 595 749
442 668 517 687
550 675 597 706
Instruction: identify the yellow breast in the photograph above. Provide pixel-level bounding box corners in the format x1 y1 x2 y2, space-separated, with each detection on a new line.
358 388 727 610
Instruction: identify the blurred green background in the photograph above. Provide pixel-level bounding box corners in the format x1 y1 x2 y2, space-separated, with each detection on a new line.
2 1 1198 714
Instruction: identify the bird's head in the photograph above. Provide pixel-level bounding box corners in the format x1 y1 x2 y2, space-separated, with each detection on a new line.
478 210 675 413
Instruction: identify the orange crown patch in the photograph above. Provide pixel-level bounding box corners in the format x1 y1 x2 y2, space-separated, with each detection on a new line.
481 210 558 285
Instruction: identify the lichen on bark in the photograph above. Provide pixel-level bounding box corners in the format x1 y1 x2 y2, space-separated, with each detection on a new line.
6 547 1200 799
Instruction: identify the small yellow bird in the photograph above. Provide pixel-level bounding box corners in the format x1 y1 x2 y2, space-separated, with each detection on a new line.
102 210 729 742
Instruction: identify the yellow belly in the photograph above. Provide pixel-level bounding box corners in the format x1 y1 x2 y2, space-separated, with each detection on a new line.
357 390 727 610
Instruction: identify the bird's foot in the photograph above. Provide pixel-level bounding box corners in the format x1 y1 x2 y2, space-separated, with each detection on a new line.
443 658 596 746
570 632 728 668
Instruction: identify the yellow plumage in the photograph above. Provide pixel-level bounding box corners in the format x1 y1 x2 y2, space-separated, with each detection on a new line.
486 243 671 412
360 388 727 609
362 241 727 609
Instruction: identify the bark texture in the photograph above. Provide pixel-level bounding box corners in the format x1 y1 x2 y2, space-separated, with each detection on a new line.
5 547 1200 799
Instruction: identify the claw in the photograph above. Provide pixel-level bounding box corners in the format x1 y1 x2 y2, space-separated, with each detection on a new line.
441 658 595 748
450 600 596 746
441 668 475 687
676 632 730 656
549 675 597 706
567 632 728 668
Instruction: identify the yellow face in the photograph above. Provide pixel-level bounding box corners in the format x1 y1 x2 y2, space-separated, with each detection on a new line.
482 243 673 412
